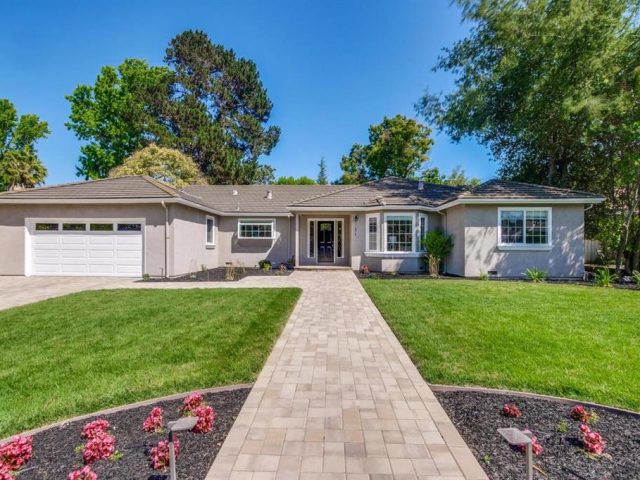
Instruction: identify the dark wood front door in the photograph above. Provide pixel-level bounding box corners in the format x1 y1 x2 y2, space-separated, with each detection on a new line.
317 221 334 263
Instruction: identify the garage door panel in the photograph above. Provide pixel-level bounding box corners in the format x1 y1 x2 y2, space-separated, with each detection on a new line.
31 222 143 277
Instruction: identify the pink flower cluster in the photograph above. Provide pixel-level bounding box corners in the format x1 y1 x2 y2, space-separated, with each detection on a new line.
502 403 522 418
580 424 606 456
150 439 180 471
81 419 110 439
182 392 216 434
570 405 598 424
67 465 98 480
143 407 164 433
0 435 33 472
78 419 116 465
0 463 14 480
519 432 543 456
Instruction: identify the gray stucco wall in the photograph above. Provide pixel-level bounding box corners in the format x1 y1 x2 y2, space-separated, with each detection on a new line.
216 215 293 268
168 204 217 276
462 204 585 278
0 203 167 276
443 205 466 276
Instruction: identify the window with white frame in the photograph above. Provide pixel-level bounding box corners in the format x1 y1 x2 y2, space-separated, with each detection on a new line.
418 214 428 251
499 208 551 246
366 214 378 251
386 214 413 252
206 216 216 245
238 219 275 239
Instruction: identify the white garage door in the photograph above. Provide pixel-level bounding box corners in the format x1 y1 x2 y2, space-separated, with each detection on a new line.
29 220 143 277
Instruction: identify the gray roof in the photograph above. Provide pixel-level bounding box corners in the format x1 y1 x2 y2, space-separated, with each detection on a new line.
182 184 349 213
452 179 604 201
289 177 465 208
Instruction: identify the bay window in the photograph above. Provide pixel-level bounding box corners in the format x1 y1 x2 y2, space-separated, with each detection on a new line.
385 214 413 252
418 214 428 252
366 214 379 251
499 208 551 247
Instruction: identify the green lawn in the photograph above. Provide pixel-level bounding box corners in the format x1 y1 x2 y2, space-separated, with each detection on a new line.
361 279 640 411
0 288 300 437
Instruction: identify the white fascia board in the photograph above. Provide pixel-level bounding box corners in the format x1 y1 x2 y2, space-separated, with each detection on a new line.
437 197 605 210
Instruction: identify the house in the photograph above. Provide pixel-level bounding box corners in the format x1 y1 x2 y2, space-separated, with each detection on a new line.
0 175 604 278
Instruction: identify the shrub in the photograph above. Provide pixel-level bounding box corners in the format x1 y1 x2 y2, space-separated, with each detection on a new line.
143 407 164 433
83 431 116 464
632 270 640 287
81 419 110 439
570 405 599 425
193 405 215 434
182 392 204 414
150 438 180 471
519 432 543 456
279 263 288 274
523 267 546 283
579 424 605 456
593 268 617 287
502 403 522 418
258 259 272 272
0 464 12 480
0 435 33 471
67 466 98 480
421 230 454 277
479 271 488 281
361 264 370 274
225 263 237 281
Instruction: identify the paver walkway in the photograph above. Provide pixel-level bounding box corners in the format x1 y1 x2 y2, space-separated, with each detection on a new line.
205 270 487 480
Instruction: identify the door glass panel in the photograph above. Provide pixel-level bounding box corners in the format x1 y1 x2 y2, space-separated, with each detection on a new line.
90 223 114 232
63 223 86 231
35 223 59 231
118 223 142 232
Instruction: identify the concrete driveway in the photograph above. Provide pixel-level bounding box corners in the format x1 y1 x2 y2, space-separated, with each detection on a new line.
0 276 136 310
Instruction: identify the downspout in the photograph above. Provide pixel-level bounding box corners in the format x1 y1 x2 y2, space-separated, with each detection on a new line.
161 202 168 278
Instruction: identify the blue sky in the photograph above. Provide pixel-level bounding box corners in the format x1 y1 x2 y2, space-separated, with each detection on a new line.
1 0 495 185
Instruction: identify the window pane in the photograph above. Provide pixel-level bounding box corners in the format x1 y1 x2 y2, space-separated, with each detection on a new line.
35 223 58 231
90 223 113 232
337 221 343 257
526 210 548 244
386 215 413 252
206 218 214 244
239 221 273 238
368 217 378 251
309 221 315 257
117 223 142 232
419 217 427 251
63 223 86 231
500 211 524 244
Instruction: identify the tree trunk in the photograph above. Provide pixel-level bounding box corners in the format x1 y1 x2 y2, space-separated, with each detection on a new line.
428 255 440 277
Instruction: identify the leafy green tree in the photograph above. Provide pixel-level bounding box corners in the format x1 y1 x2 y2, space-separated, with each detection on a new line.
419 0 640 273
421 165 481 187
421 230 454 277
0 99 49 190
66 59 172 179
109 144 205 188
273 175 317 185
339 115 434 183
317 157 328 184
67 30 279 185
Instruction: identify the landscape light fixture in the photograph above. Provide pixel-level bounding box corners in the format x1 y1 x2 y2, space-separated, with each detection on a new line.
167 416 198 480
497 427 533 480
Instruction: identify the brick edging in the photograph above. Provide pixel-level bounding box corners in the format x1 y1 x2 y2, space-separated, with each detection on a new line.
2 383 254 442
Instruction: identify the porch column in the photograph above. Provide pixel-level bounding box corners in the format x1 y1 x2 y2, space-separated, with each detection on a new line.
294 213 300 267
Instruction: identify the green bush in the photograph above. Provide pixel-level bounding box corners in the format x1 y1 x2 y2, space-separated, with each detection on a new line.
258 259 272 272
632 270 640 287
523 267 546 283
421 230 454 277
594 268 617 287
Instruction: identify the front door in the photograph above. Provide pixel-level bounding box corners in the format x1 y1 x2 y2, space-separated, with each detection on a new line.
317 221 334 263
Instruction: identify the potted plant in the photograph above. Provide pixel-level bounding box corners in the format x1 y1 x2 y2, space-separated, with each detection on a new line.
421 230 453 277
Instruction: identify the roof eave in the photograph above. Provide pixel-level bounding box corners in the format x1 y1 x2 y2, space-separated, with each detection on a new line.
437 197 605 210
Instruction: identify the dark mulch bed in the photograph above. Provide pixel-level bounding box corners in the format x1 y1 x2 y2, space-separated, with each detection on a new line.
145 266 292 282
435 390 640 480
17 388 250 480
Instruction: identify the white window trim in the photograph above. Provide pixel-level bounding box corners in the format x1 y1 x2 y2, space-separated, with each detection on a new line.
365 213 379 252
205 215 216 246
237 218 276 240
497 207 552 250
417 213 428 252
306 218 345 263
383 212 415 254
307 219 315 258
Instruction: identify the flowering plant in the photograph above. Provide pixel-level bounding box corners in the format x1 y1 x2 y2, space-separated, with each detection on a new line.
519 433 543 456
193 405 215 434
0 435 33 471
182 393 204 414
150 438 180 471
81 419 110 439
83 430 116 464
143 407 164 433
0 463 13 480
502 403 522 418
579 424 606 456
570 405 599 424
67 465 98 480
